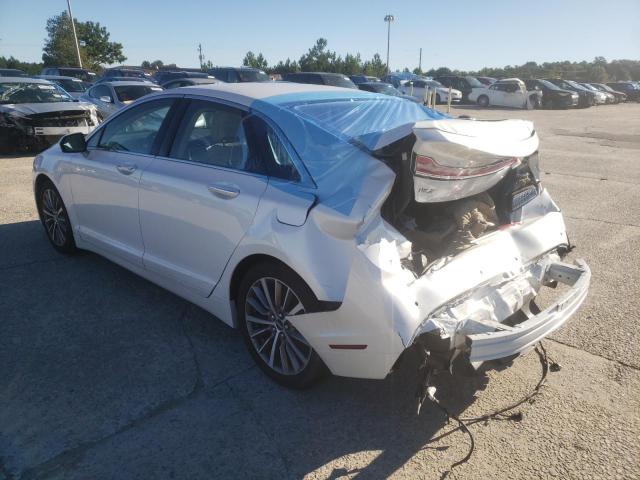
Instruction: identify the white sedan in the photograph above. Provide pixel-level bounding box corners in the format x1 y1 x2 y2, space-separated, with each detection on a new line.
34 83 590 388
400 79 462 104
469 78 540 109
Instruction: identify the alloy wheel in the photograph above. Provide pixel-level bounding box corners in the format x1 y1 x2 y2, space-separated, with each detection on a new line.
41 188 68 246
244 277 312 376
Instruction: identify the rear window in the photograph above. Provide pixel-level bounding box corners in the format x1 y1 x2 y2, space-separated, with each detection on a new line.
322 75 357 89
237 70 269 82
114 85 162 103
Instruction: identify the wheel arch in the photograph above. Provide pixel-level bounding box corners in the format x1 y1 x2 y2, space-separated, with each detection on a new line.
228 253 340 316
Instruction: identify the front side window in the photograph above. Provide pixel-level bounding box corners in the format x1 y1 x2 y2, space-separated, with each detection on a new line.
97 98 174 154
170 100 254 171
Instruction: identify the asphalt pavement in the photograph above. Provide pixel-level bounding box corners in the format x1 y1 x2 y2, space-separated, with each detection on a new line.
1 103 638 480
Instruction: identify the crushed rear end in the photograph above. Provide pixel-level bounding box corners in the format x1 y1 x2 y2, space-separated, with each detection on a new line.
288 114 589 380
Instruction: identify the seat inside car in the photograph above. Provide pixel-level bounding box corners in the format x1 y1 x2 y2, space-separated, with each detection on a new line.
179 110 248 169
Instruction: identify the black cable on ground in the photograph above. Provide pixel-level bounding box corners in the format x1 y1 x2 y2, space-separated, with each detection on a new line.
423 341 558 478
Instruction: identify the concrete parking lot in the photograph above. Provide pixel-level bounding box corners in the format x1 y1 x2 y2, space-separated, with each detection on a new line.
1 103 639 480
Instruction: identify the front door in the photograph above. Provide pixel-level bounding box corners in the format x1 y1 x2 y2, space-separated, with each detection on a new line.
139 99 269 297
69 98 176 266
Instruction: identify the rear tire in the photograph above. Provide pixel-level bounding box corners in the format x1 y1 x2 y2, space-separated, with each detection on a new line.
477 95 489 107
237 261 326 389
36 178 77 254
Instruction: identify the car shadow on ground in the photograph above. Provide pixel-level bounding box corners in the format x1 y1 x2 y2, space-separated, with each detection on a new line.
0 220 519 479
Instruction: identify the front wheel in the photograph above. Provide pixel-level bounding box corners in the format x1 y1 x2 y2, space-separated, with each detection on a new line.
238 262 326 388
477 95 489 107
36 179 77 254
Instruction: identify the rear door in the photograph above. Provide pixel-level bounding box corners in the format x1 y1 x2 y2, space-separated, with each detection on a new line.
138 98 269 296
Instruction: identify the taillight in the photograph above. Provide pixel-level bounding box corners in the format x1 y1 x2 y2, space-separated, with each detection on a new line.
414 154 520 180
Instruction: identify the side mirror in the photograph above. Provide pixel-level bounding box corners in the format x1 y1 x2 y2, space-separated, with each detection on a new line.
99 96 113 103
60 132 87 153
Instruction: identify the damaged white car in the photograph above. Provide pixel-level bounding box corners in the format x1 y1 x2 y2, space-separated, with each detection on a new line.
33 83 590 388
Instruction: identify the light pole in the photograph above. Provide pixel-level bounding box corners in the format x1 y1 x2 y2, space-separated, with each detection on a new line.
66 0 83 68
384 14 395 74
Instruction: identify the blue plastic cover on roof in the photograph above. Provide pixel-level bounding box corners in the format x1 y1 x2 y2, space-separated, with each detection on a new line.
250 92 447 213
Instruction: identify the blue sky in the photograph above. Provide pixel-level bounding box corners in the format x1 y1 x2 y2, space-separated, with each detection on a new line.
1 0 638 71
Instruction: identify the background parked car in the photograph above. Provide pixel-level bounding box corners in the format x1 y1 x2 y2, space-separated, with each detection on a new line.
469 78 541 109
41 67 96 83
357 81 419 102
162 77 219 89
524 79 579 109
606 81 640 101
38 75 88 98
0 77 99 153
399 79 462 104
207 67 270 83
80 81 162 119
283 72 357 89
0 68 27 77
434 75 485 103
579 83 612 104
545 79 595 107
590 83 626 103
349 75 380 84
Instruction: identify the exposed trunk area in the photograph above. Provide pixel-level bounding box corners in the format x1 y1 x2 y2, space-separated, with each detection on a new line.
373 132 539 276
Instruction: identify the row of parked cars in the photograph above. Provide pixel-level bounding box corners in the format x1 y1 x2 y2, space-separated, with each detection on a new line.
1 64 638 153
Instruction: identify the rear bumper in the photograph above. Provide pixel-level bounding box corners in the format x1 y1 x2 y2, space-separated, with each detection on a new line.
467 259 590 363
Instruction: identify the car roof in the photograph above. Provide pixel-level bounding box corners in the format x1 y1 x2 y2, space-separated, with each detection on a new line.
496 78 523 83
0 77 51 83
99 81 160 87
170 82 375 107
40 75 83 81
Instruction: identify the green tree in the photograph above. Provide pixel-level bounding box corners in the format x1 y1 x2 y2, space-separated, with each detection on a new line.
299 38 338 72
243 51 268 70
42 11 125 70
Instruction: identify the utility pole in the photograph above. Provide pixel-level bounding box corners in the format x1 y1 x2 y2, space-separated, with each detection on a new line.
384 14 395 74
198 44 204 69
66 0 82 68
419 48 422 73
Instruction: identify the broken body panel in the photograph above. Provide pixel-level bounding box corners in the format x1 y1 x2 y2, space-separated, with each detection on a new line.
288 117 589 379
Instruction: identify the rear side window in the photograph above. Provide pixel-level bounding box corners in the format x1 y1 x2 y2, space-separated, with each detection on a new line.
97 98 174 154
169 100 256 172
243 116 300 182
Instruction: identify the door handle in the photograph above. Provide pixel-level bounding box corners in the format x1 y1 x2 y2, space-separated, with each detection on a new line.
208 183 240 199
116 164 137 175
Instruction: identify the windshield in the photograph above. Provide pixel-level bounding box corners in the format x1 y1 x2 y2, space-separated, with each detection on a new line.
114 85 162 103
288 97 446 151
366 84 402 96
565 80 588 91
56 78 86 93
425 80 444 88
0 82 74 104
466 76 484 88
538 79 562 91
238 70 270 82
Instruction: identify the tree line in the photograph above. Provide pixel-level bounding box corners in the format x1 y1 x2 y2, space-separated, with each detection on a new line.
2 12 638 82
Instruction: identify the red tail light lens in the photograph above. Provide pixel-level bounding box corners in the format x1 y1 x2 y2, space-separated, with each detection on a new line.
414 154 520 180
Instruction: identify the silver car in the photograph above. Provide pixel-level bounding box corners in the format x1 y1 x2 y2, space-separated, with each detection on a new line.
80 81 162 119
34 83 589 389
